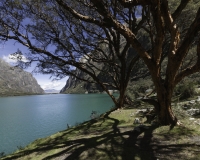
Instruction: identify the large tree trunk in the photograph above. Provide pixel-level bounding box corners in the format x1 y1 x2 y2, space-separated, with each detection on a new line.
156 85 178 126
158 102 177 126
117 88 126 108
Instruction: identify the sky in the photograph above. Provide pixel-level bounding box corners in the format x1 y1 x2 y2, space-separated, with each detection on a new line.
0 40 68 91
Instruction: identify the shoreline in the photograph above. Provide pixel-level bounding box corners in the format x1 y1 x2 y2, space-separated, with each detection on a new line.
2 105 200 160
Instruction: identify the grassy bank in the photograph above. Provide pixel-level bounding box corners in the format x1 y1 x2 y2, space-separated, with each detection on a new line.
1 106 200 160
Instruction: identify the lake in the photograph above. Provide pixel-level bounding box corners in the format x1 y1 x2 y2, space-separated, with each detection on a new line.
0 94 114 155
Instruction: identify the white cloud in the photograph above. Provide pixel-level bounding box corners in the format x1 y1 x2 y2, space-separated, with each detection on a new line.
40 81 66 90
2 54 28 64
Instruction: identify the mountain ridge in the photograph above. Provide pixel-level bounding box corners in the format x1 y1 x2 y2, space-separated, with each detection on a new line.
0 58 44 96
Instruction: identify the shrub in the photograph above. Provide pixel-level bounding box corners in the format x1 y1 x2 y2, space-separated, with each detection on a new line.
174 78 197 100
126 78 153 100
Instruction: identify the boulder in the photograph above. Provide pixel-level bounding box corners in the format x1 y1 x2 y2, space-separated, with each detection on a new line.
182 103 191 110
187 109 200 116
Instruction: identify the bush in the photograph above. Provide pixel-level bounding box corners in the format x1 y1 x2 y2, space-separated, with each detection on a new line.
126 78 153 100
174 78 197 100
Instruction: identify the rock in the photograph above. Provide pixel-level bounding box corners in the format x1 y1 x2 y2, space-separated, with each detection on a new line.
189 100 196 104
182 104 191 110
136 109 148 115
187 109 200 116
136 108 153 115
194 121 200 125
196 99 200 103
145 89 153 94
130 113 134 117
133 118 141 124
196 96 200 102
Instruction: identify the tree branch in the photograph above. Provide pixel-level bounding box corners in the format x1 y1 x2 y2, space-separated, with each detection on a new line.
55 0 105 26
173 7 200 71
90 0 153 68
151 1 164 66
118 0 151 8
175 39 200 85
172 0 190 20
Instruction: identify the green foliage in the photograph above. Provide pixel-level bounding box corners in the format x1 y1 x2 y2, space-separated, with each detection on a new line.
174 78 197 100
126 78 153 100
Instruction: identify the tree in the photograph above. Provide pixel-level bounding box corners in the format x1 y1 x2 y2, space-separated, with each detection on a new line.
79 0 200 126
0 0 147 109
0 0 200 126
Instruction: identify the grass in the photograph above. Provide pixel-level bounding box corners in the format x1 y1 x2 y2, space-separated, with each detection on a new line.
1 106 200 160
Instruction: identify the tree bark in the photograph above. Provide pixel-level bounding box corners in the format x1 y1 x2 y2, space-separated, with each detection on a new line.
156 84 177 126
117 88 126 108
158 101 177 126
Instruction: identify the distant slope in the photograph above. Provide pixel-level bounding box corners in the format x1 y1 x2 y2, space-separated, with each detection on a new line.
60 70 104 94
0 58 44 96
44 89 60 94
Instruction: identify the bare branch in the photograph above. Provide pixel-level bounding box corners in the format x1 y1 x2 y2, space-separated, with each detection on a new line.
172 0 190 20
118 0 151 8
90 0 153 67
173 7 200 71
55 0 105 26
175 39 200 85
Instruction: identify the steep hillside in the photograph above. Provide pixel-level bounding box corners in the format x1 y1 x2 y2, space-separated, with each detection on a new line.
60 69 106 94
0 58 44 96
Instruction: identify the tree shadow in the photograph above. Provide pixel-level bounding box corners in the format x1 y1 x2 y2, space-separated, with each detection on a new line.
121 124 200 160
3 113 200 160
122 125 158 160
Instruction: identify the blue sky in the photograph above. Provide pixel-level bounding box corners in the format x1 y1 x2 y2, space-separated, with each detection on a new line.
0 40 68 90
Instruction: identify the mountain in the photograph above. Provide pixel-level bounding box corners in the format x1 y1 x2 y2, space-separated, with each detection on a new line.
60 69 104 94
44 89 60 94
0 58 44 96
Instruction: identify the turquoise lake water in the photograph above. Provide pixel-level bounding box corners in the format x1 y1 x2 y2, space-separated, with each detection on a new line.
0 94 114 154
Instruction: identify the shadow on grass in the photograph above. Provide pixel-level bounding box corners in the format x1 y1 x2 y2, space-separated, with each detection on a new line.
122 125 157 160
2 111 200 160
